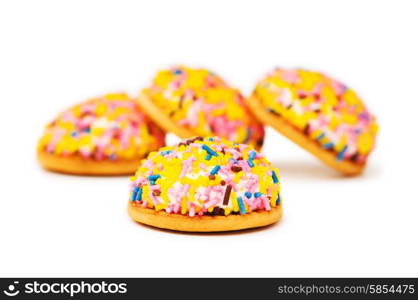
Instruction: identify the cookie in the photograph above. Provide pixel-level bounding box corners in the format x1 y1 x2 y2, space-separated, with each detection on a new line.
247 68 378 175
37 93 165 175
128 136 282 232
137 66 265 149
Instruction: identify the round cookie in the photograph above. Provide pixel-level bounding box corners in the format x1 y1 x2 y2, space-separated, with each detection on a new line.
128 136 282 232
247 68 378 175
37 93 165 175
138 66 265 149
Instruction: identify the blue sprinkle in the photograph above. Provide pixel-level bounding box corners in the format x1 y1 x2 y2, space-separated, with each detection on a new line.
316 133 325 140
135 188 143 201
83 128 91 133
71 131 78 137
337 145 348 161
245 191 252 199
272 171 279 183
148 174 161 184
249 151 256 160
247 159 255 168
109 153 116 160
254 192 262 198
161 150 172 156
208 137 213 141
205 154 212 160
173 69 183 75
322 143 334 149
210 165 221 175
230 158 238 164
237 197 246 214
202 144 218 157
148 174 161 181
130 186 139 201
276 194 281 205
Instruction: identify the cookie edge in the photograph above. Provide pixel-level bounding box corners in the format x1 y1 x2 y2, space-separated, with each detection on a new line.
245 95 365 175
128 203 282 232
37 149 141 175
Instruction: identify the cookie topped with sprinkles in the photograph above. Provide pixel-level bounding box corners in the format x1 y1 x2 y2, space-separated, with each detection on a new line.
37 93 165 175
247 68 378 175
138 66 265 149
128 136 282 232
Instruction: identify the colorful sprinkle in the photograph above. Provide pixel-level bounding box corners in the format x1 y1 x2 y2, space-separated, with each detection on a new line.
223 185 232 205
135 188 143 201
130 186 139 201
337 145 348 161
272 171 279 183
276 194 281 205
210 165 221 175
323 143 334 149
202 144 218 157
237 197 246 214
316 133 325 141
148 174 161 184
231 166 242 172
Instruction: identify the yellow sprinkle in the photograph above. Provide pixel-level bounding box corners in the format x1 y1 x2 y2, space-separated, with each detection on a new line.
358 132 374 154
155 204 166 211
189 185 196 203
234 171 244 183
270 186 278 207
181 197 187 214
231 191 239 212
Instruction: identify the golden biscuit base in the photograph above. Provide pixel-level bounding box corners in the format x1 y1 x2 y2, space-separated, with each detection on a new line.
37 149 140 175
137 92 262 151
245 95 365 175
128 203 282 232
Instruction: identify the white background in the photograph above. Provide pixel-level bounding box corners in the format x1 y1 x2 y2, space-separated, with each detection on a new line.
0 0 417 277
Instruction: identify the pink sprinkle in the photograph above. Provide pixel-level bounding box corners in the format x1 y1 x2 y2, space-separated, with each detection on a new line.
281 69 300 83
180 157 196 177
173 203 180 213
262 196 271 210
189 204 195 217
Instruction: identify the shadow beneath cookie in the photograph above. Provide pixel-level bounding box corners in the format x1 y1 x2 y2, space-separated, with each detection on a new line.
271 159 381 181
132 218 284 236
